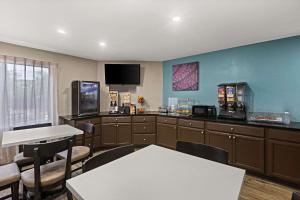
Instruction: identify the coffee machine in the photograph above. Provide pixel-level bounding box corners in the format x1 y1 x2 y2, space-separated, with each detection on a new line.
218 82 248 120
109 91 119 114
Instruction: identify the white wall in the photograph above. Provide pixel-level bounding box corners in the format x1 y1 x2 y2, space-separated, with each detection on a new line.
0 42 163 114
97 61 163 111
0 42 98 116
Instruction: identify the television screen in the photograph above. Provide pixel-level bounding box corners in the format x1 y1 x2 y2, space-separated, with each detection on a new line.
105 64 140 84
79 81 100 115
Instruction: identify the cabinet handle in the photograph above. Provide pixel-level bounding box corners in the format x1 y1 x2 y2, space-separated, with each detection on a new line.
115 118 118 121
228 135 232 139
233 136 236 139
144 126 146 130
143 117 146 121
230 127 234 132
143 138 147 141
189 122 192 126
116 124 119 127
201 131 204 134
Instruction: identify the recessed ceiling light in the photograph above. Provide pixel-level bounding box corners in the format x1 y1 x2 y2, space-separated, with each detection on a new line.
172 16 181 22
57 29 66 34
99 42 107 47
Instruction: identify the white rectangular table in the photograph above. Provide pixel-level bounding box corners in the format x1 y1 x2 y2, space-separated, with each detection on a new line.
1 124 83 147
67 145 245 200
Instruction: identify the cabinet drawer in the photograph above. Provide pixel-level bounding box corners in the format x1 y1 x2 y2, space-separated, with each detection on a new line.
177 127 205 144
102 116 131 124
206 122 233 132
157 116 177 125
133 134 156 145
132 116 156 123
75 117 101 127
267 128 300 143
206 122 264 137
132 123 156 133
178 119 204 129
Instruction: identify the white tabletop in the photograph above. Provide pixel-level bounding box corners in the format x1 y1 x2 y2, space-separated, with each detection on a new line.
1 124 83 147
67 145 245 200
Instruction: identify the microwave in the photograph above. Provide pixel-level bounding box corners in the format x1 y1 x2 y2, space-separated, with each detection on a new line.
192 105 216 117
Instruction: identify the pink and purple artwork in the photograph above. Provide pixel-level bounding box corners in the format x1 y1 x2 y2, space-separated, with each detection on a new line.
172 62 199 91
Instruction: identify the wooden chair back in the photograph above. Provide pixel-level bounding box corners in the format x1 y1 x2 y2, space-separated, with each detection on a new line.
176 141 229 164
23 136 74 198
83 144 134 173
292 192 300 200
79 122 95 156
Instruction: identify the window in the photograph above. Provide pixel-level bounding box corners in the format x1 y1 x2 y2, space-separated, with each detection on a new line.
0 55 57 129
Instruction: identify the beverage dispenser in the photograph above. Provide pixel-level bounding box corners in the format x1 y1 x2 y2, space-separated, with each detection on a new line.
218 82 248 120
218 85 227 111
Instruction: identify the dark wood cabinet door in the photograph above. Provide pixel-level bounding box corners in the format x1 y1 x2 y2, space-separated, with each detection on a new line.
101 124 117 146
94 124 101 136
177 127 205 144
93 135 101 149
206 130 232 163
157 123 177 149
267 139 300 184
117 123 132 145
232 135 265 173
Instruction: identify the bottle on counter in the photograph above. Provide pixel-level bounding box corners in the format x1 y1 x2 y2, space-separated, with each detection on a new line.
283 112 291 125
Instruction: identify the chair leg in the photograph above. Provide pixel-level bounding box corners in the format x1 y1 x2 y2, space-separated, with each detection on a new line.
11 182 19 200
67 190 73 200
23 185 27 200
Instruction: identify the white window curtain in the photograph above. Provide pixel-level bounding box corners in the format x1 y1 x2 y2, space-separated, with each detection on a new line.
0 55 58 164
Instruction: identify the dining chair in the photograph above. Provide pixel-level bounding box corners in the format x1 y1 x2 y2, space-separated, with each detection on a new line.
292 192 300 200
21 136 74 200
83 144 135 173
176 141 229 164
0 163 20 200
57 122 95 172
13 123 51 171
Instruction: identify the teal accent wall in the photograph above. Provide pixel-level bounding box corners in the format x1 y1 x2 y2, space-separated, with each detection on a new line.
163 36 300 122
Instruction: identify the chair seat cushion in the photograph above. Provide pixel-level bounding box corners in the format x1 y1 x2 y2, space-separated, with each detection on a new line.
21 160 66 188
57 146 90 163
0 163 20 187
13 152 34 167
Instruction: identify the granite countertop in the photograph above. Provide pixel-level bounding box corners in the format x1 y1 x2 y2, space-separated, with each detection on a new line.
60 111 300 131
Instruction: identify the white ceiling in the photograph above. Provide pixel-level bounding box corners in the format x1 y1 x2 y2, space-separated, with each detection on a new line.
0 0 300 61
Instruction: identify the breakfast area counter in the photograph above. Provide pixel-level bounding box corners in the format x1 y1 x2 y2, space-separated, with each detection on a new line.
60 111 300 131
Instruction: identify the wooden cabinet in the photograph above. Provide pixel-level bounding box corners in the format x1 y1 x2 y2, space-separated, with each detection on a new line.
232 134 264 173
177 119 205 144
206 130 233 162
93 124 101 148
101 116 132 146
133 134 156 145
117 123 132 145
60 114 300 186
101 124 117 146
132 116 156 146
72 117 102 150
266 128 300 184
206 122 265 172
177 127 205 144
157 122 177 149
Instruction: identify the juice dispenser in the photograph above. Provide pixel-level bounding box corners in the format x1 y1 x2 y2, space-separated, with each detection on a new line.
218 82 248 120
218 85 227 111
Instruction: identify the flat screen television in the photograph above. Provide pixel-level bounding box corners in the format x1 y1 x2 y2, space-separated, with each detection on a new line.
72 81 100 116
105 64 140 85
